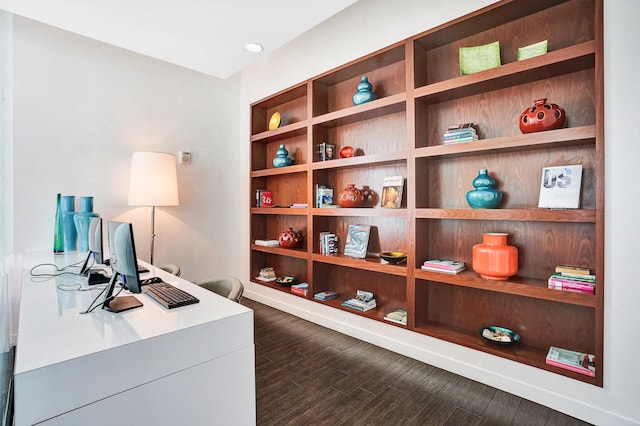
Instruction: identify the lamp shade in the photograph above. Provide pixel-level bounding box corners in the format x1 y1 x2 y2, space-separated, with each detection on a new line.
128 152 179 206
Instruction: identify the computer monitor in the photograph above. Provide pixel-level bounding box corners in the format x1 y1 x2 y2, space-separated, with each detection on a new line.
102 220 143 313
80 217 105 276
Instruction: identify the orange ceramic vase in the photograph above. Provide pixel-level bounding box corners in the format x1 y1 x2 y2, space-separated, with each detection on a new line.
472 233 518 280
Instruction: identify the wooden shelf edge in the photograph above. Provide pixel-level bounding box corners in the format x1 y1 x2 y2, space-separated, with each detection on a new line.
312 253 408 276
312 207 409 218
415 269 597 308
312 93 406 126
414 126 596 159
250 163 308 177
250 207 308 215
414 41 596 101
312 151 408 170
251 120 308 143
250 244 309 259
413 321 598 385
414 207 596 223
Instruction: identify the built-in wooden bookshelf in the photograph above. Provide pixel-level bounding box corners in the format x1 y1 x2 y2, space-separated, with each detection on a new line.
249 0 603 386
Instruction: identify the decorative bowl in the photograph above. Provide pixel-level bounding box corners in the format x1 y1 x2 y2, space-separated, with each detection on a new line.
268 112 281 130
275 276 297 286
479 326 520 345
379 252 407 264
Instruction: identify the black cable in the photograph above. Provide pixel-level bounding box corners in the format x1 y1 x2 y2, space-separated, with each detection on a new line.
29 259 87 281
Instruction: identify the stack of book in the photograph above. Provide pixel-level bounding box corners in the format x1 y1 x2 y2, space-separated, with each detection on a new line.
319 232 339 255
289 203 308 209
384 308 407 325
290 282 309 297
341 290 376 312
545 346 596 377
421 259 465 274
547 265 595 294
314 290 339 301
315 185 335 208
254 239 279 247
443 123 478 144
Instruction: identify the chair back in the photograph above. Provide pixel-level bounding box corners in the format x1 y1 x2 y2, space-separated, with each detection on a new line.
197 276 244 303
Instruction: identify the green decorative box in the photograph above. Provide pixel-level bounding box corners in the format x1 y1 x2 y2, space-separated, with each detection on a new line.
459 41 501 75
517 40 548 61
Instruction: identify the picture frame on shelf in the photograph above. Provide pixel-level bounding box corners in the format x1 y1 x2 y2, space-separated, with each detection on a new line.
538 165 582 209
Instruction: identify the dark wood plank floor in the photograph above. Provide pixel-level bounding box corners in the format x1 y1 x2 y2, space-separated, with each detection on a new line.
245 298 592 426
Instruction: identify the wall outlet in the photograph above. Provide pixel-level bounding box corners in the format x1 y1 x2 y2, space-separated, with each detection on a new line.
179 151 191 165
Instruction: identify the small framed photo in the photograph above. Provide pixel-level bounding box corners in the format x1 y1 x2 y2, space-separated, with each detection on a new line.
318 143 335 161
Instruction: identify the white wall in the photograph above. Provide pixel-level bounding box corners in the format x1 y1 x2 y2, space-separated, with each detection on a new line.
9 16 247 338
240 0 640 424
11 16 243 282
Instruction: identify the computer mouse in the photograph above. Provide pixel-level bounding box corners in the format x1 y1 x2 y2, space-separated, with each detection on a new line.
142 276 163 285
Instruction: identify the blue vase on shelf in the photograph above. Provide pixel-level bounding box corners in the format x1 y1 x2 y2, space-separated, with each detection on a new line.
61 195 77 252
466 169 502 209
74 196 99 252
352 76 377 106
272 144 293 168
53 193 64 253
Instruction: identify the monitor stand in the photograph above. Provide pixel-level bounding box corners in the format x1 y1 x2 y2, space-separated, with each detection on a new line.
103 296 143 313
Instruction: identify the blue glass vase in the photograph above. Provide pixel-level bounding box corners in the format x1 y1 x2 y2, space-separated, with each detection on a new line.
272 144 293 168
74 196 99 252
53 193 64 253
466 169 502 209
61 195 77 251
352 76 377 105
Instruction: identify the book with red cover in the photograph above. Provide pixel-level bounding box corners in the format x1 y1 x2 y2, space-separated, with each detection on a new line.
548 277 595 294
546 346 595 377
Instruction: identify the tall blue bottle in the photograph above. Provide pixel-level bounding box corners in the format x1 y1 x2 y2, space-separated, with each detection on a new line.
74 196 99 252
61 195 77 251
53 193 64 253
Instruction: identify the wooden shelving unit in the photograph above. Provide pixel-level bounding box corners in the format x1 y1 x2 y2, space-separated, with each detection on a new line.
249 0 603 386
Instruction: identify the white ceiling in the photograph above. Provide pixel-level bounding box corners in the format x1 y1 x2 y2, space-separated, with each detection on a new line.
0 0 358 79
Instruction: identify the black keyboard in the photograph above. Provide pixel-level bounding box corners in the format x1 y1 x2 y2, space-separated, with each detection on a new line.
144 282 199 309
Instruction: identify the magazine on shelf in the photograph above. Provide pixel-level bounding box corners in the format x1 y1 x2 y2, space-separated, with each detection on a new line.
381 176 404 208
538 165 582 209
384 308 407 325
545 346 595 377
344 225 371 259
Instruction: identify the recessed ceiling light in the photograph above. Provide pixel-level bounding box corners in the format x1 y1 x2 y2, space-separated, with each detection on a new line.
245 42 264 53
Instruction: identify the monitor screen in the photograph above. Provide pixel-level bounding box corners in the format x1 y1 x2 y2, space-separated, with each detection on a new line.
103 221 143 313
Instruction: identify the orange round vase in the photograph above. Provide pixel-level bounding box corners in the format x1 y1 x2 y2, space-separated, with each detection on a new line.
472 233 518 280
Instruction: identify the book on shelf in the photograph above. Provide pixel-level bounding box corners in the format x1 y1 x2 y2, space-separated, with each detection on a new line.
342 290 376 312
344 224 371 259
381 175 404 208
290 203 308 208
550 273 595 283
254 239 279 247
555 265 593 276
443 123 478 144
319 232 339 255
384 308 407 325
545 346 595 377
538 165 582 209
341 300 377 312
315 185 334 208
421 259 465 274
290 282 309 296
548 276 595 294
314 290 339 301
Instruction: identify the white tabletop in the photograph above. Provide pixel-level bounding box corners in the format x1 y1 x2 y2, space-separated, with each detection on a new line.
14 250 252 375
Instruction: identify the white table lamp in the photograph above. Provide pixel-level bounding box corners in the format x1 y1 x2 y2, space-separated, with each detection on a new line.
128 152 179 265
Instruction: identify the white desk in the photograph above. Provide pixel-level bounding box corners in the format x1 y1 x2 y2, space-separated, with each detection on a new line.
13 251 256 425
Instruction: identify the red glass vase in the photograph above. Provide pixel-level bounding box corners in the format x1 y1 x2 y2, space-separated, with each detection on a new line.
519 98 566 133
472 233 518 280
278 228 302 248
338 184 365 208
